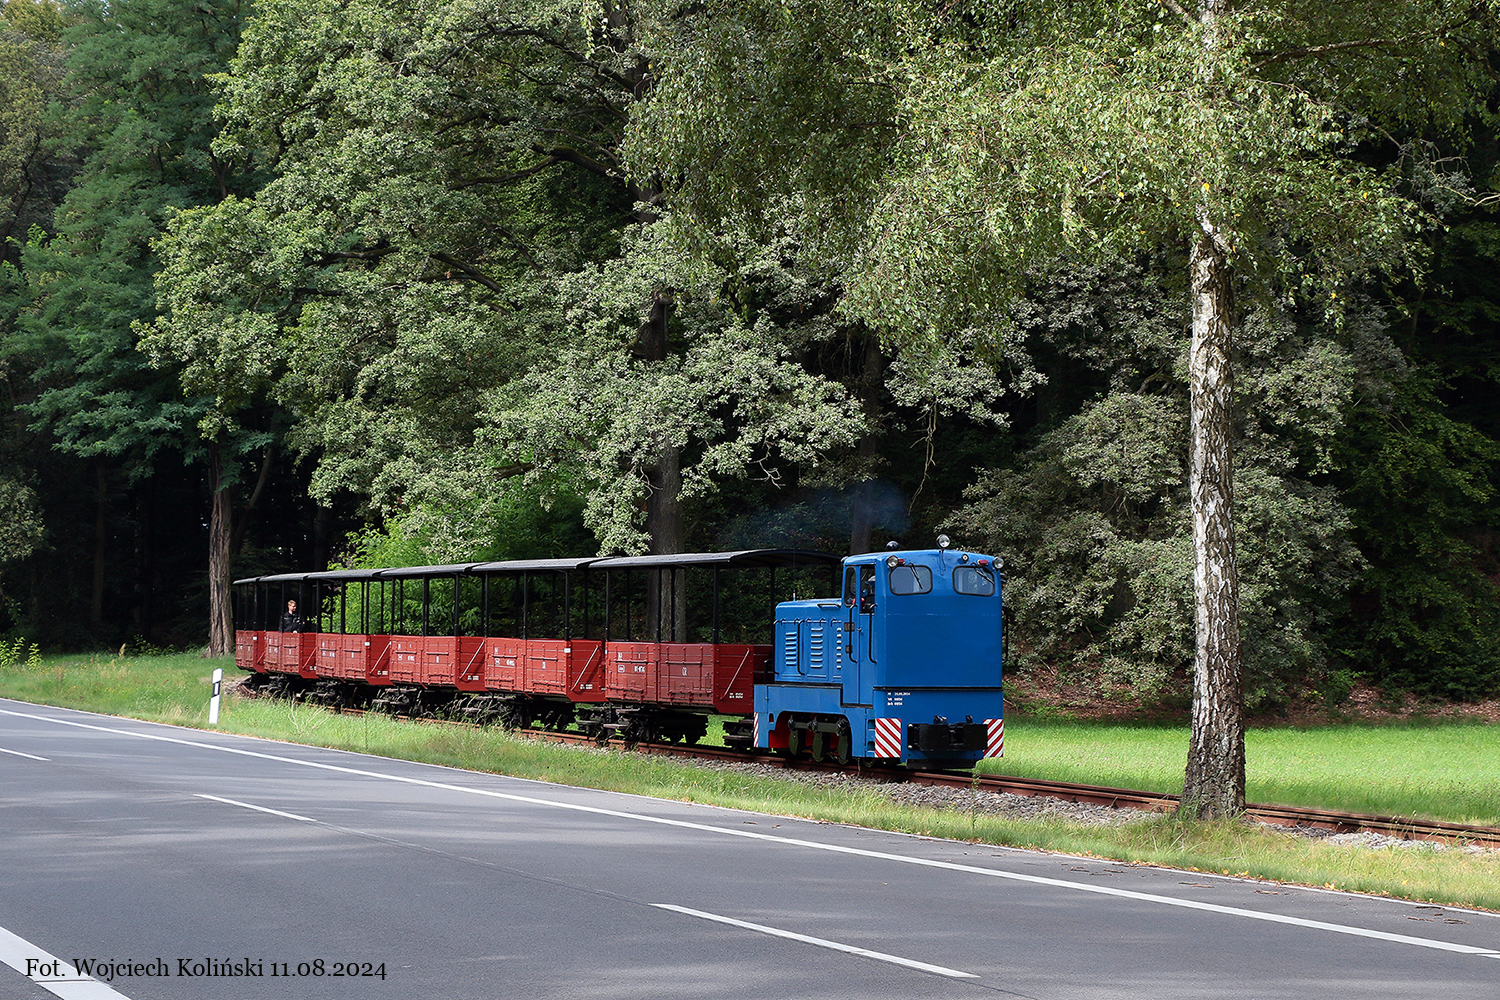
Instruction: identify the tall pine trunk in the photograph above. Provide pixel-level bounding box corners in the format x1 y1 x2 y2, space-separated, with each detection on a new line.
206 443 233 657
1181 220 1245 818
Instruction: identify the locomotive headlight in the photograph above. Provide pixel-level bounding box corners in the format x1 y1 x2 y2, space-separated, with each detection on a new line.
885 555 898 569
936 534 951 549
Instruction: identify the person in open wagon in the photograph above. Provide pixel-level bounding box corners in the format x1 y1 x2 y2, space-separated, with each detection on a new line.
280 599 305 633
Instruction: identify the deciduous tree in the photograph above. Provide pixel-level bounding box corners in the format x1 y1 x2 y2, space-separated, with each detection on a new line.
631 0 1498 816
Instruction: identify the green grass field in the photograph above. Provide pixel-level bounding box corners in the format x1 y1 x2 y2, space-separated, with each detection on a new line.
978 721 1500 826
2 653 1497 911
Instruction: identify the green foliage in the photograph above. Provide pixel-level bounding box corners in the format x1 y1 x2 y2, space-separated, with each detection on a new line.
1336 377 1500 698
485 228 865 553
0 0 70 255
0 634 40 667
147 0 866 553
8 0 1497 702
342 477 596 570
952 268 1377 709
0 475 43 565
10 0 255 467
636 0 1500 708
0 0 68 43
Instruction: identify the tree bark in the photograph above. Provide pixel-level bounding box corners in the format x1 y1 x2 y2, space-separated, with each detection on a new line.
229 444 274 557
635 285 687 638
848 331 885 555
1181 220 1246 819
206 444 234 657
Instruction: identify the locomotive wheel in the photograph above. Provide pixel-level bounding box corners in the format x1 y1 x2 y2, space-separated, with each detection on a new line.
784 726 802 758
810 730 827 763
834 719 852 766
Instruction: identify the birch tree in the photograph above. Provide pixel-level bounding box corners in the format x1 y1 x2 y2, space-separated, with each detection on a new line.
634 0 1496 816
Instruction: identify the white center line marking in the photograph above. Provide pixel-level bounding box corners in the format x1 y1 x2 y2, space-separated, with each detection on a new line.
6 704 1499 961
195 793 315 823
0 746 49 761
652 903 978 978
0 924 132 1000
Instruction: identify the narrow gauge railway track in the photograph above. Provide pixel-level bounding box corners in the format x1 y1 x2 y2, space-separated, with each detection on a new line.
313 702 1500 849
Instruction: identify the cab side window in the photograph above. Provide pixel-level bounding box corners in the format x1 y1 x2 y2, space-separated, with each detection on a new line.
888 564 933 595
953 566 995 596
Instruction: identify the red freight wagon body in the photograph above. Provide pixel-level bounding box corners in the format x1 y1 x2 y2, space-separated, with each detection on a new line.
265 632 318 679
485 637 526 692
419 636 486 692
389 636 423 685
485 638 606 703
351 635 393 685
705 643 770 713
528 639 605 702
314 634 341 678
235 630 265 673
315 634 391 685
607 641 658 703
606 642 770 712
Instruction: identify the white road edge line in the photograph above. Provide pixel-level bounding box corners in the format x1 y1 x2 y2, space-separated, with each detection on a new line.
195 793 316 824
6 704 1500 962
0 746 49 761
0 924 132 1000
652 903 978 978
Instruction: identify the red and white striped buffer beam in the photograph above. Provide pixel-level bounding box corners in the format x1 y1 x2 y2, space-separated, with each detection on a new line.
873 717 903 758
984 718 1004 758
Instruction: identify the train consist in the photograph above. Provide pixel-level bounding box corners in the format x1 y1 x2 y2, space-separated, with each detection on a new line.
232 543 1005 768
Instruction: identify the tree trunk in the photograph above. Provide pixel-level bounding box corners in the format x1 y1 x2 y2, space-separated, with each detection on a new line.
646 444 687 640
1181 221 1245 819
91 460 107 628
312 504 335 572
229 443 274 557
637 284 687 640
206 444 234 657
848 331 885 555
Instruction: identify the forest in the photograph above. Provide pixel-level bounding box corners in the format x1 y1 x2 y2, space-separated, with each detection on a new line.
3 0 1499 717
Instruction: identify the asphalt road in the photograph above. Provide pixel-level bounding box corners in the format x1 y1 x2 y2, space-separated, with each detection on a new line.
1 698 1496 1000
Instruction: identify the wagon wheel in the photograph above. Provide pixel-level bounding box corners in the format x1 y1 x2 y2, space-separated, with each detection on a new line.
810 730 827 763
834 718 853 766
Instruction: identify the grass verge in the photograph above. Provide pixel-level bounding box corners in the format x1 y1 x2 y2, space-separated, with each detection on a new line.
3 653 1497 912
980 719 1500 826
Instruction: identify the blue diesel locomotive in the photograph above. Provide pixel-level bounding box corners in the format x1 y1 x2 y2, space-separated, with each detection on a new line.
755 543 1005 768
233 541 1004 768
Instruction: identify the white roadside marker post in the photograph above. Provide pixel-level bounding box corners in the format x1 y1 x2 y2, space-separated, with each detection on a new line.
209 667 223 725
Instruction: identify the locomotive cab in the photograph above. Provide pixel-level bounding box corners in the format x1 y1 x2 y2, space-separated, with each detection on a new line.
754 546 1005 768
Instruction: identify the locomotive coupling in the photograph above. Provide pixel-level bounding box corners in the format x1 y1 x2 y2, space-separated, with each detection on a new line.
909 720 988 753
